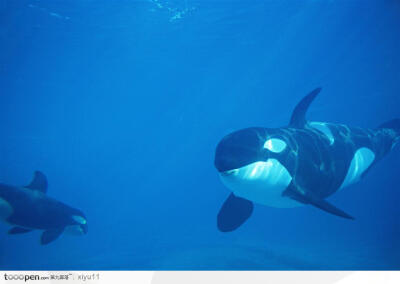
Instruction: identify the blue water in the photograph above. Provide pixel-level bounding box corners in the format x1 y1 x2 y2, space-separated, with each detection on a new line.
0 0 399 270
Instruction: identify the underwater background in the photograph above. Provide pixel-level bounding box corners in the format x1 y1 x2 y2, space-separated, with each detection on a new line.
0 0 399 270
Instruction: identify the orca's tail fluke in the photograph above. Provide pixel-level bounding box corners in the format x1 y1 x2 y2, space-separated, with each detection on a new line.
378 118 400 149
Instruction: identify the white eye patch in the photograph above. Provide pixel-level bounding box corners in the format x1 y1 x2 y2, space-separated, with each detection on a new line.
263 138 287 153
72 215 87 225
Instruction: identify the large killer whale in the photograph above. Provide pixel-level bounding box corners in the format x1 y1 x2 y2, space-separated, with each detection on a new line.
0 171 88 244
214 88 400 232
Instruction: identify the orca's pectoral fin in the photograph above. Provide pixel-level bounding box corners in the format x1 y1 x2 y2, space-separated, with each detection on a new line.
289 87 322 128
217 193 254 232
8 227 33 234
307 197 354 220
286 189 354 220
41 228 64 245
25 171 48 194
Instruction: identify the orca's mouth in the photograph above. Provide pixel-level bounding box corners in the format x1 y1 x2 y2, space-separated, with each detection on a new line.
64 224 88 236
81 223 88 234
71 214 88 234
220 169 239 177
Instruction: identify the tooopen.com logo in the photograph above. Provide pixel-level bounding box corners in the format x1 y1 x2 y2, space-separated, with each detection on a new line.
4 274 40 282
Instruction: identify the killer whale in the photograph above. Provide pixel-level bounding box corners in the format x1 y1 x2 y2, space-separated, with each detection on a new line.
0 171 88 244
215 88 400 232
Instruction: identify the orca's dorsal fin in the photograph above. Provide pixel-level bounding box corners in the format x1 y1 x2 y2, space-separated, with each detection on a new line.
25 171 48 194
289 87 322 128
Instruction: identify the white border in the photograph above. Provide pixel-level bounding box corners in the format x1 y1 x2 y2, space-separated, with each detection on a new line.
1 271 400 284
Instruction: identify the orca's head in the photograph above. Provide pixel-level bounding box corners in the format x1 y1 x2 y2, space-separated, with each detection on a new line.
215 127 295 207
64 209 88 236
214 128 270 173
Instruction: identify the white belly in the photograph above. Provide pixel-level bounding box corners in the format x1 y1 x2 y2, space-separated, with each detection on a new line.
220 159 302 208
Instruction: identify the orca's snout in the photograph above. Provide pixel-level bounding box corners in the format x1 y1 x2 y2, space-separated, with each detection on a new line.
214 138 233 173
71 214 88 235
215 129 266 173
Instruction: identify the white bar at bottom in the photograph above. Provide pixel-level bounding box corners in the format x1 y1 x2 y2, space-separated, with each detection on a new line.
1 271 399 284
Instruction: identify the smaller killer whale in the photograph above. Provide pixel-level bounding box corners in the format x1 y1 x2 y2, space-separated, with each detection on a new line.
214 88 400 232
0 171 88 245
